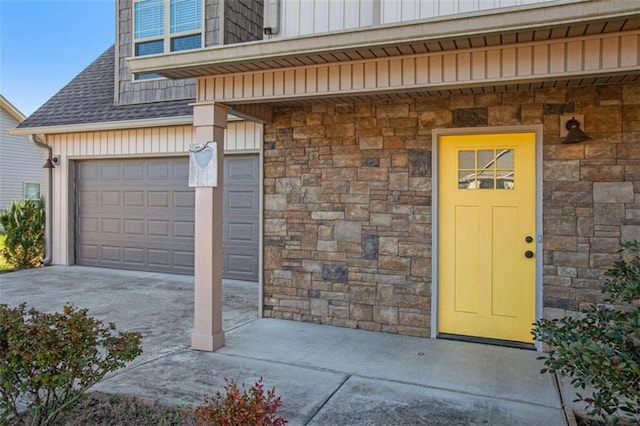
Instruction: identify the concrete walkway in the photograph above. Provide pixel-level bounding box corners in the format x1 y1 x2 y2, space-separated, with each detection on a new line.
0 266 567 425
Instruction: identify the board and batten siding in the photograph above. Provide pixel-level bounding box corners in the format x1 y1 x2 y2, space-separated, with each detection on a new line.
272 0 558 38
0 108 45 212
46 121 261 266
199 31 640 103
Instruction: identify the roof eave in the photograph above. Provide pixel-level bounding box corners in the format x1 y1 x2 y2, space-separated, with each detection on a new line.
10 115 195 136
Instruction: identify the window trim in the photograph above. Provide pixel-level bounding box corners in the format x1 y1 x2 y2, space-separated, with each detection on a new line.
23 182 41 200
132 0 204 81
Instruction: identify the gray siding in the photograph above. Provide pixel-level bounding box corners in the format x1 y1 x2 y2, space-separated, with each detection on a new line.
116 0 199 106
0 108 45 212
224 0 264 45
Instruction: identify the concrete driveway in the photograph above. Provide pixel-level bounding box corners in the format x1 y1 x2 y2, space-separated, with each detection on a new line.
0 266 567 425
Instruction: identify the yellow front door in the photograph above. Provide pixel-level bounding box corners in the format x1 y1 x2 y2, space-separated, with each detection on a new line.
438 133 536 343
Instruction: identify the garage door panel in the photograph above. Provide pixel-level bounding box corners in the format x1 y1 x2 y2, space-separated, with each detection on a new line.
174 191 195 208
222 156 259 281
78 155 259 280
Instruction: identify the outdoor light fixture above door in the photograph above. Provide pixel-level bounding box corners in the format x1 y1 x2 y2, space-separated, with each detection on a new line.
563 116 591 144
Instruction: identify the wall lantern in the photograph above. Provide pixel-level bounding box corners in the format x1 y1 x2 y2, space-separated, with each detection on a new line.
42 158 55 169
563 116 591 144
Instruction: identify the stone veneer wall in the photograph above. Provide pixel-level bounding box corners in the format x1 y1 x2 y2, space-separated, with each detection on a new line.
262 82 640 337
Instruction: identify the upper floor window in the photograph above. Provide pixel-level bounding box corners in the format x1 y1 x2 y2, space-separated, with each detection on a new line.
133 0 202 79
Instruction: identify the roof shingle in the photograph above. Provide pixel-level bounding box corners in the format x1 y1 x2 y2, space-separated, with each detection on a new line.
19 46 193 129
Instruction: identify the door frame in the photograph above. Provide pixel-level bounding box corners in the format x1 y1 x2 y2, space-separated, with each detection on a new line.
431 125 544 350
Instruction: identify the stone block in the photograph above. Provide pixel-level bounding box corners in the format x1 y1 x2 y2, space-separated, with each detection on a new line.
553 251 589 268
379 237 399 255
590 253 620 268
557 266 578 277
371 213 393 227
359 136 384 150
280 299 310 310
317 240 338 252
617 144 640 160
362 235 379 260
311 211 344 220
411 257 431 277
534 87 566 103
446 94 472 109
399 311 429 327
302 187 322 203
583 105 622 133
576 217 594 237
334 221 362 242
373 306 399 325
322 263 348 283
293 126 325 139
543 215 576 236
333 154 362 167
419 110 451 129
346 204 370 221
580 166 624 182
398 242 429 257
350 303 373 321
543 144 584 160
377 103 409 118
350 286 376 303
593 182 634 204
452 108 488 127
264 246 282 269
265 194 288 211
543 276 571 289
310 298 329 316
488 105 520 126
302 259 323 273
389 172 409 190
264 219 287 235
520 104 543 124
409 150 432 177
357 167 388 181
585 143 616 159
543 161 579 181
544 235 577 251
622 225 640 243
378 255 411 271
589 237 620 254
593 203 625 225
276 177 302 194
475 93 502 107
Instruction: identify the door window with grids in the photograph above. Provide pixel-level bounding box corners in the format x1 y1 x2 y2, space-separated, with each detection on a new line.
457 149 514 190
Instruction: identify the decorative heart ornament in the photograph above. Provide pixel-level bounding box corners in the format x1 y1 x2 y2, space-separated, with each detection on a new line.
194 146 213 168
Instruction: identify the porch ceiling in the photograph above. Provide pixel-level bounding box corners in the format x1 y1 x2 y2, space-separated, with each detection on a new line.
128 0 640 80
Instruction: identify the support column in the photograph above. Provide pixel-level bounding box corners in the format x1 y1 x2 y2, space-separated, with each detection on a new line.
191 103 228 351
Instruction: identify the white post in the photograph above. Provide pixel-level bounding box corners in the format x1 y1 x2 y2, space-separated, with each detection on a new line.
191 103 228 351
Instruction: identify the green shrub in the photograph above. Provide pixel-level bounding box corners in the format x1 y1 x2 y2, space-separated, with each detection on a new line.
0 304 143 425
0 198 45 269
193 378 287 426
532 241 640 424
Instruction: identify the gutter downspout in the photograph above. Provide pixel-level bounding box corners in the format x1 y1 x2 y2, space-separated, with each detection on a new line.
30 135 52 265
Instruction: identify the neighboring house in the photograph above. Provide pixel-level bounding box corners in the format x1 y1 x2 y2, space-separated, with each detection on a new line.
13 0 264 281
0 95 44 215
13 0 640 352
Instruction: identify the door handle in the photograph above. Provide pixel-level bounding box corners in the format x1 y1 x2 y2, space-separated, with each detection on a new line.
524 250 534 258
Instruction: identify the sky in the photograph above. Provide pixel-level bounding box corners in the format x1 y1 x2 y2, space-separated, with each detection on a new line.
1 0 115 116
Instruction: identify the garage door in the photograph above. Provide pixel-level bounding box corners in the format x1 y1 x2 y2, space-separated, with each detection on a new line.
76 156 259 280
